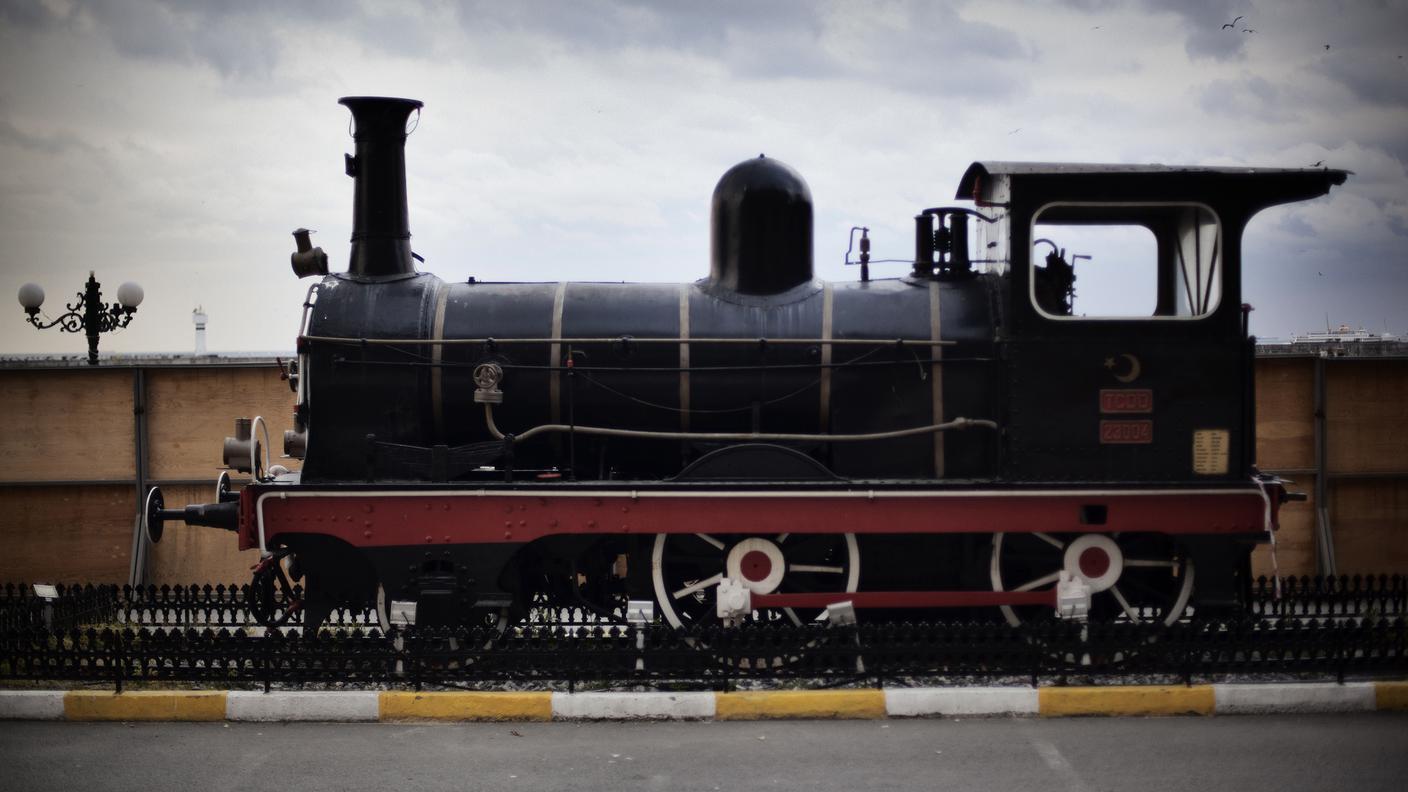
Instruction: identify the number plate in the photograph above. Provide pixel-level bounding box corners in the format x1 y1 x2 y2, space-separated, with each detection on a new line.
1099 388 1153 413
1099 420 1153 444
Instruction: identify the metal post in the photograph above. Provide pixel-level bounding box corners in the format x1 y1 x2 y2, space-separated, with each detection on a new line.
83 274 102 365
1313 354 1336 575
127 367 150 587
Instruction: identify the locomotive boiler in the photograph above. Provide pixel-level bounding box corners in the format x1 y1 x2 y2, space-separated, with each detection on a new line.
146 96 1346 633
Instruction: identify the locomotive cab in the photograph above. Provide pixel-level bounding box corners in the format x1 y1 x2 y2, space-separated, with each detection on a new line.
956 162 1346 612
955 162 1347 485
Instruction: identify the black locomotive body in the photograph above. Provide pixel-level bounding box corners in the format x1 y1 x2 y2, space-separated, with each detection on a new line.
148 97 1345 631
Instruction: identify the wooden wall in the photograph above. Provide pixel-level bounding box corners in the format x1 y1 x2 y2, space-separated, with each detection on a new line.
1325 360 1408 571
1252 359 1316 576
0 362 297 584
1253 356 1408 577
0 485 134 582
1 354 1404 586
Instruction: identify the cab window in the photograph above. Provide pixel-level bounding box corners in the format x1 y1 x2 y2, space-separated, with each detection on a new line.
1031 204 1221 319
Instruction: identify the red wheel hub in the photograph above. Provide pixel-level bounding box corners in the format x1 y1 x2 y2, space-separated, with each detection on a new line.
740 550 773 582
1078 546 1111 579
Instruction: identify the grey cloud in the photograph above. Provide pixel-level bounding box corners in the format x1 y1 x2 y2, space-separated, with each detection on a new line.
1388 210 1407 239
1196 76 1294 122
1244 223 1408 336
1053 0 1125 10
0 0 63 27
0 115 96 156
65 0 275 79
53 0 342 80
448 0 1029 97
1139 0 1248 60
1273 211 1315 238
1321 52 1408 108
453 0 820 53
346 9 437 57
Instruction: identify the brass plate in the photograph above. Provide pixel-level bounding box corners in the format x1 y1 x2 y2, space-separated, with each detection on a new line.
1192 429 1230 475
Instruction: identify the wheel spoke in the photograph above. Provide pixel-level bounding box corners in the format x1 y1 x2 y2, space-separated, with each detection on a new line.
1032 532 1065 549
1125 559 1177 568
782 607 802 626
693 533 725 550
673 573 722 600
1013 570 1061 592
1109 585 1142 623
664 551 728 565
788 564 845 574
775 533 789 543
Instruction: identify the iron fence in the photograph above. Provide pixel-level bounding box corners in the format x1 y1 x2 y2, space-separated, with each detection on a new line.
0 576 1403 690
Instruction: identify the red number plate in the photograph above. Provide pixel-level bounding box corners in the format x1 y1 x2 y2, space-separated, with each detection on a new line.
1100 420 1153 444
1099 389 1153 413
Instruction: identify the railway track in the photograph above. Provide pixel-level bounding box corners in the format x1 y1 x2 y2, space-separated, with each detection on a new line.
1 576 1402 690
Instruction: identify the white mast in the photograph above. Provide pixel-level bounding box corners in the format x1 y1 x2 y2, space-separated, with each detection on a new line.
193 306 208 355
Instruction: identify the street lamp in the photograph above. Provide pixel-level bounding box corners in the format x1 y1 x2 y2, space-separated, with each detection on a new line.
17 271 144 365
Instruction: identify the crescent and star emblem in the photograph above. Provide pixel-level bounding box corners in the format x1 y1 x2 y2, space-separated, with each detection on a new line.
1104 353 1141 383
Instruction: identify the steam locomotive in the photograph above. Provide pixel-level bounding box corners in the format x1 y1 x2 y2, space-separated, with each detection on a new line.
145 96 1345 632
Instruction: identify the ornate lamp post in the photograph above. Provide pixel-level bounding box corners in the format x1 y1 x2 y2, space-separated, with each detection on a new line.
17 271 144 365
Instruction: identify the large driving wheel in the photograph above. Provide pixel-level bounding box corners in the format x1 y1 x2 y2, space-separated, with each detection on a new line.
650 532 860 628
990 531 1194 627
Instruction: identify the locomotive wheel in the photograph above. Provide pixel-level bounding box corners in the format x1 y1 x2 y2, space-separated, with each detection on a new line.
989 532 1194 627
249 549 302 629
650 532 860 628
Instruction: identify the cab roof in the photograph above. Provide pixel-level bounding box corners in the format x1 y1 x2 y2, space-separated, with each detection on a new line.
956 161 1349 209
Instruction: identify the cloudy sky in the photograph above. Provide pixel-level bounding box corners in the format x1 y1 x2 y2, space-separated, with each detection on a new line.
1 0 1405 356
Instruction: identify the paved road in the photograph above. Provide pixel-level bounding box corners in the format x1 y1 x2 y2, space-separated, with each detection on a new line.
2 714 1405 791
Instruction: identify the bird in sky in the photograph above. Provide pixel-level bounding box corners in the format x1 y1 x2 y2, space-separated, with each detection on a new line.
1222 15 1243 29
1242 28 1256 33
1325 44 1332 50
1309 161 1325 167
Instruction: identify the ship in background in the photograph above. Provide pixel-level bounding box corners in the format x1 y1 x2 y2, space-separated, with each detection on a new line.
1291 323 1401 344
1260 321 1406 358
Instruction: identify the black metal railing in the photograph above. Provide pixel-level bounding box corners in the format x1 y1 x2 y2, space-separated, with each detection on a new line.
1 617 1403 691
1 576 1403 690
1249 574 1406 618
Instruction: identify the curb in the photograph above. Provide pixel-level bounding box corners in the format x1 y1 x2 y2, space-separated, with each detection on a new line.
227 691 379 722
885 687 1038 716
714 690 887 720
2 682 1404 722
380 691 553 722
552 691 715 720
63 691 227 722
1039 685 1215 717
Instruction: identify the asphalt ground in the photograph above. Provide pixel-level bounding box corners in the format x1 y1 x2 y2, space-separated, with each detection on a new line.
2 714 1405 792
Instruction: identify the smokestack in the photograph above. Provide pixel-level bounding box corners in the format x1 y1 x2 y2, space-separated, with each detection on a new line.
338 96 424 279
192 306 208 355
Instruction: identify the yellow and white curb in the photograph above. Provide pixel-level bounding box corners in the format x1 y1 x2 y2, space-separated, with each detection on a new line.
2 682 1404 722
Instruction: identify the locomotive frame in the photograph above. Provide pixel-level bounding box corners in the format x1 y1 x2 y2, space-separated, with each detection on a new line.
146 96 1345 633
